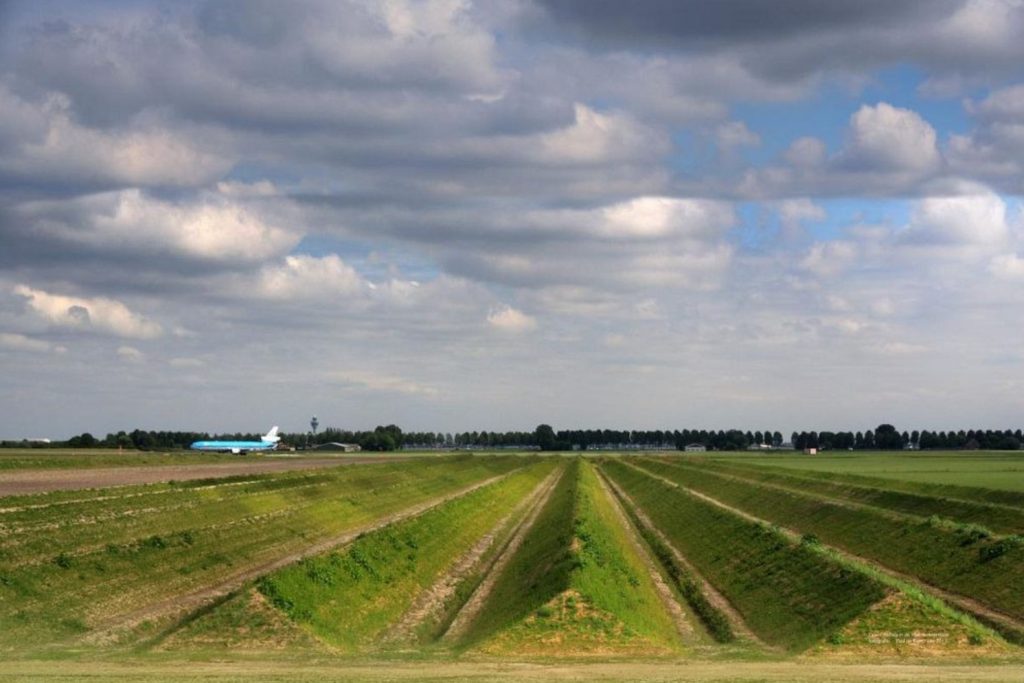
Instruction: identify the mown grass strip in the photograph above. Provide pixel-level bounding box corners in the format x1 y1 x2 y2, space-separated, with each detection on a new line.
598 465 734 643
687 457 1024 534
638 457 1024 624
564 460 681 650
255 460 555 651
458 460 683 655
0 455 526 650
455 460 578 649
602 459 887 653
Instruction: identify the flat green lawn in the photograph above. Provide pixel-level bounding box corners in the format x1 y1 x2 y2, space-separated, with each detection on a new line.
712 451 1024 492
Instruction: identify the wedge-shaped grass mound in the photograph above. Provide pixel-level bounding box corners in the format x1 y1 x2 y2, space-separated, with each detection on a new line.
254 460 553 651
461 460 683 656
638 458 1024 624
686 458 1024 535
0 454 525 650
156 588 325 654
811 592 1011 658
602 459 887 653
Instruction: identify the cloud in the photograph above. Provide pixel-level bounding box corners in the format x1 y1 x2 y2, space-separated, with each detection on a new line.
13 284 162 339
715 120 760 150
899 188 1009 247
740 103 945 197
0 332 66 354
530 0 1024 86
839 103 941 173
117 345 145 363
0 85 230 188
948 84 1024 188
990 253 1024 280
598 196 734 240
487 306 537 333
800 241 860 277
255 254 363 300
330 370 438 397
16 189 299 265
169 357 205 368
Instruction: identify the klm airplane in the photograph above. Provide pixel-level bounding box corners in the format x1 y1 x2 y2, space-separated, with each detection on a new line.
190 426 280 454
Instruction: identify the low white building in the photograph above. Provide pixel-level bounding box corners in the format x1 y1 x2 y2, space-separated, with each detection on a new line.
684 443 707 452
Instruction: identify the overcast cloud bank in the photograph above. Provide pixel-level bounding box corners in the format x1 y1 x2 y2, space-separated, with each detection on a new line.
1 0 1023 437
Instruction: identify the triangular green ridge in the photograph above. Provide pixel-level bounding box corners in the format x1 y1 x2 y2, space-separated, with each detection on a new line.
468 460 682 655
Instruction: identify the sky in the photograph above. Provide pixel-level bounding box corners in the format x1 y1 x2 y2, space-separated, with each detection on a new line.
2 0 1024 438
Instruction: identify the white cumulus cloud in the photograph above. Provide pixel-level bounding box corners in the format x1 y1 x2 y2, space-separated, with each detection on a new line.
255 254 364 300
487 306 537 333
14 284 162 339
0 332 66 354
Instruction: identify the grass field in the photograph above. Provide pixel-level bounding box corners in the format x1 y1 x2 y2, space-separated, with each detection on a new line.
0 454 524 651
1 451 1023 682
717 451 1024 493
635 457 1024 628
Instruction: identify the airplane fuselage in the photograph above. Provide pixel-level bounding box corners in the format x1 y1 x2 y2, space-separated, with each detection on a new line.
190 440 276 454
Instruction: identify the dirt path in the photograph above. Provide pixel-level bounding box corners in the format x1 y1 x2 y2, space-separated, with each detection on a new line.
84 469 520 645
381 467 562 645
4 658 1024 682
624 460 1024 643
0 457 405 497
592 466 695 641
441 465 566 644
601 466 765 648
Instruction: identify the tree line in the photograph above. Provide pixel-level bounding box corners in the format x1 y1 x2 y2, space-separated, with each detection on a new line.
5 423 1023 452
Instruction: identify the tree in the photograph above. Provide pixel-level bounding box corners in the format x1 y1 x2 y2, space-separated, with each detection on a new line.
874 424 902 450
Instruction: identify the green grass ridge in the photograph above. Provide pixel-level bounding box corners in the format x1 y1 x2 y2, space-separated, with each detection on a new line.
602 459 888 652
463 459 683 654
598 464 734 643
254 459 555 650
0 455 525 649
638 457 1024 623
690 457 1024 535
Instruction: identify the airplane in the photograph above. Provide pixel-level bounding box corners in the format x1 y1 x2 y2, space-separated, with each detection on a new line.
190 426 281 454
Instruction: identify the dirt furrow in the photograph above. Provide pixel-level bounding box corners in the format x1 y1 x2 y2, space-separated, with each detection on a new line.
380 467 561 645
441 465 566 644
83 469 521 645
624 460 1024 643
601 466 764 647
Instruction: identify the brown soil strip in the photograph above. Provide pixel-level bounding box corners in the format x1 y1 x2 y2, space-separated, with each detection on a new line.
83 469 519 646
601 466 765 648
625 460 1024 643
3 659 1024 682
441 465 566 644
591 466 695 641
0 456 405 497
380 467 562 645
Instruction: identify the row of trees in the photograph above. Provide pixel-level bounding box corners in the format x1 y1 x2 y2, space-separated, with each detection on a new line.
8 423 1024 452
791 425 1023 451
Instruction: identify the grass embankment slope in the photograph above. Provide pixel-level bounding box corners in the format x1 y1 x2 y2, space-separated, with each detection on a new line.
601 458 888 653
0 455 524 652
461 459 683 656
185 459 557 652
636 457 1024 626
